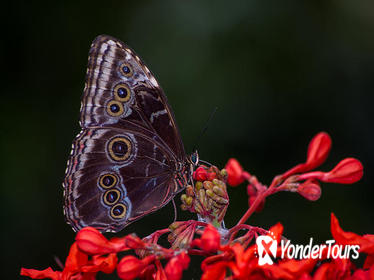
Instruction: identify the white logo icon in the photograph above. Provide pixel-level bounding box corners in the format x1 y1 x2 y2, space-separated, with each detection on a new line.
256 234 277 266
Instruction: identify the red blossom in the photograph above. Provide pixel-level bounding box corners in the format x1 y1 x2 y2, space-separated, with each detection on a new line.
21 242 117 280
82 254 117 274
313 258 353 280
298 158 363 184
201 262 228 280
192 224 221 253
21 267 61 280
165 252 190 280
117 255 155 280
225 158 250 186
229 243 257 278
263 258 318 280
154 260 168 280
21 132 367 280
76 227 143 255
331 213 374 255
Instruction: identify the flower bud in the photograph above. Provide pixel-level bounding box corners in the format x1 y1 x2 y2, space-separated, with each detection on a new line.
298 158 363 184
297 180 321 201
322 158 363 184
282 132 332 178
193 166 208 181
306 132 332 169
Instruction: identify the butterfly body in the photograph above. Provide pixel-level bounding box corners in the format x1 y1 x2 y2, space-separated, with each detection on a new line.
63 35 194 233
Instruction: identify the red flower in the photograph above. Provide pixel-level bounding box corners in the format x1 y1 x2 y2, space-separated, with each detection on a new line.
76 227 143 255
298 158 363 184
192 224 221 253
263 258 318 280
82 254 117 274
117 255 155 280
313 258 353 280
21 242 117 280
225 158 250 186
165 252 190 280
21 267 61 280
201 261 230 280
282 132 332 178
154 260 168 280
331 213 374 255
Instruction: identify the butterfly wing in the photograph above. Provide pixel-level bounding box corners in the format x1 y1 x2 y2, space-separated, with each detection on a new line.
63 35 188 232
80 35 185 159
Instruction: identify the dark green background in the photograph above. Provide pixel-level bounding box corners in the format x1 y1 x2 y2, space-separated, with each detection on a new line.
2 0 373 279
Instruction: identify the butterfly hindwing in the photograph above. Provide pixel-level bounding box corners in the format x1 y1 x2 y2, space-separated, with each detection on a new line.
64 127 181 232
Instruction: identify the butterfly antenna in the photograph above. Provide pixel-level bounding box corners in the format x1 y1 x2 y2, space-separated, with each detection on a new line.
54 255 64 270
192 106 218 153
199 159 214 167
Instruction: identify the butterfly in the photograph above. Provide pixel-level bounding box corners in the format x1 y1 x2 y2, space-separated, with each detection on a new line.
63 35 198 233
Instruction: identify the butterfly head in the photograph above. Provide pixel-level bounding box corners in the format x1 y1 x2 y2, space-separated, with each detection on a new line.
189 150 199 167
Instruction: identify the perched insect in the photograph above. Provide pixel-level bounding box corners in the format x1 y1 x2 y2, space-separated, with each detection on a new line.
63 35 198 233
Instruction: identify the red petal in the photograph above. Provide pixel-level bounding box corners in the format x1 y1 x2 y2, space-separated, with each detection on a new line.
76 227 128 255
201 261 228 280
81 254 118 274
225 158 245 186
331 213 374 254
64 242 89 272
201 224 221 252
117 255 155 280
351 269 371 280
263 258 317 280
165 252 190 280
313 262 332 280
20 267 61 280
154 261 168 280
364 254 374 270
268 223 283 243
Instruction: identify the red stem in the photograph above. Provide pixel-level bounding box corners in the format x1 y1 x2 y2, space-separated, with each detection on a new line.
235 175 282 227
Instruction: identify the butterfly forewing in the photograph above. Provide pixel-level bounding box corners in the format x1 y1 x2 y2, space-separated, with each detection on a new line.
63 35 189 232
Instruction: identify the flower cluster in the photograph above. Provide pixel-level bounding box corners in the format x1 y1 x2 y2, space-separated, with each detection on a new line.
21 132 369 280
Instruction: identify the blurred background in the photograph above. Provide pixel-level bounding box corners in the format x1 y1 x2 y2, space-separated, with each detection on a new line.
2 0 373 278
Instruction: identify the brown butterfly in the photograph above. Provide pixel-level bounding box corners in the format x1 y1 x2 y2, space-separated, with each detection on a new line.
63 35 198 233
